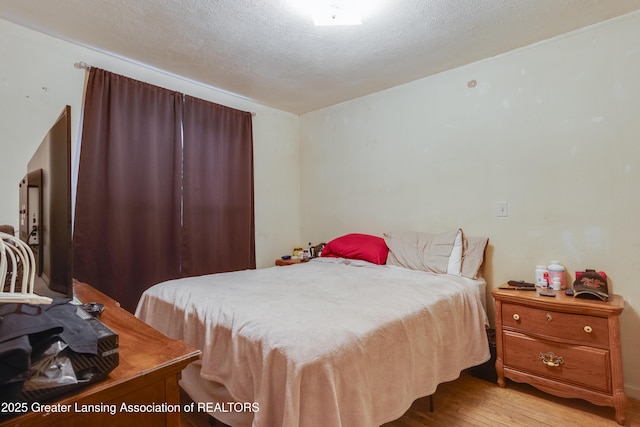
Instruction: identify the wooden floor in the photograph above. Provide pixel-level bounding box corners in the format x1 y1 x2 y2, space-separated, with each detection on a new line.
181 371 640 427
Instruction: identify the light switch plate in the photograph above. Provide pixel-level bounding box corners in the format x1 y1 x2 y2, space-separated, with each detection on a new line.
497 201 509 217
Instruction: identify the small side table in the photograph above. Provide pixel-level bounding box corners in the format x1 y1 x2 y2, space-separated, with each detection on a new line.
275 258 309 266
492 286 626 425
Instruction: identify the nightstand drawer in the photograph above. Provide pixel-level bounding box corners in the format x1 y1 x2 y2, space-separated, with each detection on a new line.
503 331 611 393
502 303 609 347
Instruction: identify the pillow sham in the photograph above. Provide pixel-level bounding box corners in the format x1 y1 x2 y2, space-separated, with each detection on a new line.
321 233 389 265
447 229 463 275
384 230 459 274
461 236 489 279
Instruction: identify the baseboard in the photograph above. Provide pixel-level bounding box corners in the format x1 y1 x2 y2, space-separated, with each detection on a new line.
626 383 640 400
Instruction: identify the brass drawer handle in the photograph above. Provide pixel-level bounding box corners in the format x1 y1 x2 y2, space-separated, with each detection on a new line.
584 325 593 333
513 313 520 321
546 313 552 322
539 352 564 367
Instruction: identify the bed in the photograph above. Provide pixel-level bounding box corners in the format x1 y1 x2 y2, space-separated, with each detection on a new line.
135 231 490 427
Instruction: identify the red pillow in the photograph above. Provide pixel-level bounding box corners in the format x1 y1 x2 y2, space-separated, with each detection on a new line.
321 233 389 265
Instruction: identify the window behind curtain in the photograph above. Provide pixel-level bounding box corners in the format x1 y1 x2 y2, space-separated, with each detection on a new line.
73 68 255 312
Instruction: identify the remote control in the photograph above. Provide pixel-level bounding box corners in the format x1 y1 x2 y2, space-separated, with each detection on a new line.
498 286 536 291
538 291 556 297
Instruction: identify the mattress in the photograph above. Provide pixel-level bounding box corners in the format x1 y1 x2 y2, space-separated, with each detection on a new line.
136 257 490 427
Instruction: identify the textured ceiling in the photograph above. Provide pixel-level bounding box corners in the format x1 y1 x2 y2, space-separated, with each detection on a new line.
2 0 640 114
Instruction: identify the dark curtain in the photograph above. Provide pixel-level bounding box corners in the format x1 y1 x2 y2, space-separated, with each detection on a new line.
181 95 255 276
73 68 255 313
73 68 183 312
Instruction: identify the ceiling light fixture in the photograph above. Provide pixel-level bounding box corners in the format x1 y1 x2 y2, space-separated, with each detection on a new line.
311 1 363 26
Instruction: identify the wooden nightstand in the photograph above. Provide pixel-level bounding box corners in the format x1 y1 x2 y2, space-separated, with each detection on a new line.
492 287 626 425
275 258 309 266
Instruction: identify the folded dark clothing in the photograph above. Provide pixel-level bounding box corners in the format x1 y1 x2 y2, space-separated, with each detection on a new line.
0 299 100 398
0 335 31 386
41 299 98 355
0 304 62 400
0 303 62 344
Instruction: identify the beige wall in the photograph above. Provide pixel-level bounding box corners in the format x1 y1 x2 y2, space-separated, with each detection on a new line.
300 12 640 398
0 19 300 269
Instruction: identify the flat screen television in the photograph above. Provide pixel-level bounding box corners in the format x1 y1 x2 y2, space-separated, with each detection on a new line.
18 105 73 298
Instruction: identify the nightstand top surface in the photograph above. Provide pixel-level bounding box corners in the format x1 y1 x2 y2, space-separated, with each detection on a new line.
492 286 623 315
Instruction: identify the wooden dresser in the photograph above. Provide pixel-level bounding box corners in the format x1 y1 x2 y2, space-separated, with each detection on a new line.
1 281 201 427
492 287 626 425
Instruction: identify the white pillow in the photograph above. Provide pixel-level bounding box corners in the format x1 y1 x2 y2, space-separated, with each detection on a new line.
447 229 463 275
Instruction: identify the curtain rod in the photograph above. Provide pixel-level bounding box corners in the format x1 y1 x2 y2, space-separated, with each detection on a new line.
73 62 257 117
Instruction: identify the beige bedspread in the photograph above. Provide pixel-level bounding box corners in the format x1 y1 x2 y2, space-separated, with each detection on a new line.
135 258 490 427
